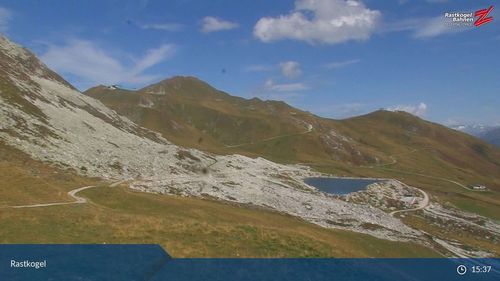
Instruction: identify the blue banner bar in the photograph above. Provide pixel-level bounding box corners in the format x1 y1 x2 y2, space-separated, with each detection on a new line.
0 244 170 281
0 245 498 281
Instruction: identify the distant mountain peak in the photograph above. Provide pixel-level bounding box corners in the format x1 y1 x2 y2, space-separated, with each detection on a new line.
450 123 495 135
149 75 209 88
354 109 423 121
139 75 226 99
168 75 203 81
451 123 500 147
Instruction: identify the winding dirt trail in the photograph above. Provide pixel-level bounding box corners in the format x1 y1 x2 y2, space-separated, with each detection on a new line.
8 181 125 209
389 185 429 216
224 124 313 148
368 150 496 257
366 147 483 192
382 168 480 192
10 185 96 209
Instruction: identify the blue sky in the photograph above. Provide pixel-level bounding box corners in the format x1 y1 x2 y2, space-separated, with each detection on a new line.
0 0 499 125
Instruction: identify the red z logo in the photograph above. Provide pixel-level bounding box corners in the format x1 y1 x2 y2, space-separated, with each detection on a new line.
474 5 494 27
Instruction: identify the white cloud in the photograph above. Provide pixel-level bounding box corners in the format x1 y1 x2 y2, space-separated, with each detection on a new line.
280 61 302 78
251 79 309 103
40 39 175 89
253 0 381 45
265 79 308 92
140 23 184 32
382 16 471 38
0 6 12 32
201 16 239 33
132 44 175 74
245 61 304 81
244 64 275 72
246 61 303 78
413 16 467 38
388 102 428 117
324 59 360 69
380 18 421 33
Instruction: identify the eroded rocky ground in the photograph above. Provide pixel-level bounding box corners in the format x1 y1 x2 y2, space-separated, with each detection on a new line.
341 180 500 257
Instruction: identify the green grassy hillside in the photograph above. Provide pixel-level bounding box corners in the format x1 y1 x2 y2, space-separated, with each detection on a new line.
85 77 500 191
85 77 389 164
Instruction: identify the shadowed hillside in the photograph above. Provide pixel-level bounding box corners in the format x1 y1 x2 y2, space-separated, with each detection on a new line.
482 127 500 147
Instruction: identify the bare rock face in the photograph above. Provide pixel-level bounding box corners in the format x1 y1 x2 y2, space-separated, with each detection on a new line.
0 35 421 242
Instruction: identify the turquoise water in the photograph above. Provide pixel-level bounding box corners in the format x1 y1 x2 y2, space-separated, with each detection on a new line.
304 177 381 195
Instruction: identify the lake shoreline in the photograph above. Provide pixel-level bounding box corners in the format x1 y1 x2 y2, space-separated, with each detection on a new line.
304 177 385 195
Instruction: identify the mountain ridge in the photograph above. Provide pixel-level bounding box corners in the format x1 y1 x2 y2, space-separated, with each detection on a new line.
84 76 500 192
482 127 500 147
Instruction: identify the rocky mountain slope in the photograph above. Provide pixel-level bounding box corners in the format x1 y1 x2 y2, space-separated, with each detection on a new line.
85 76 500 191
0 35 424 242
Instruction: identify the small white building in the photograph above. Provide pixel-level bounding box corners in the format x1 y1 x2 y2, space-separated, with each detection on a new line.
471 184 487 190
